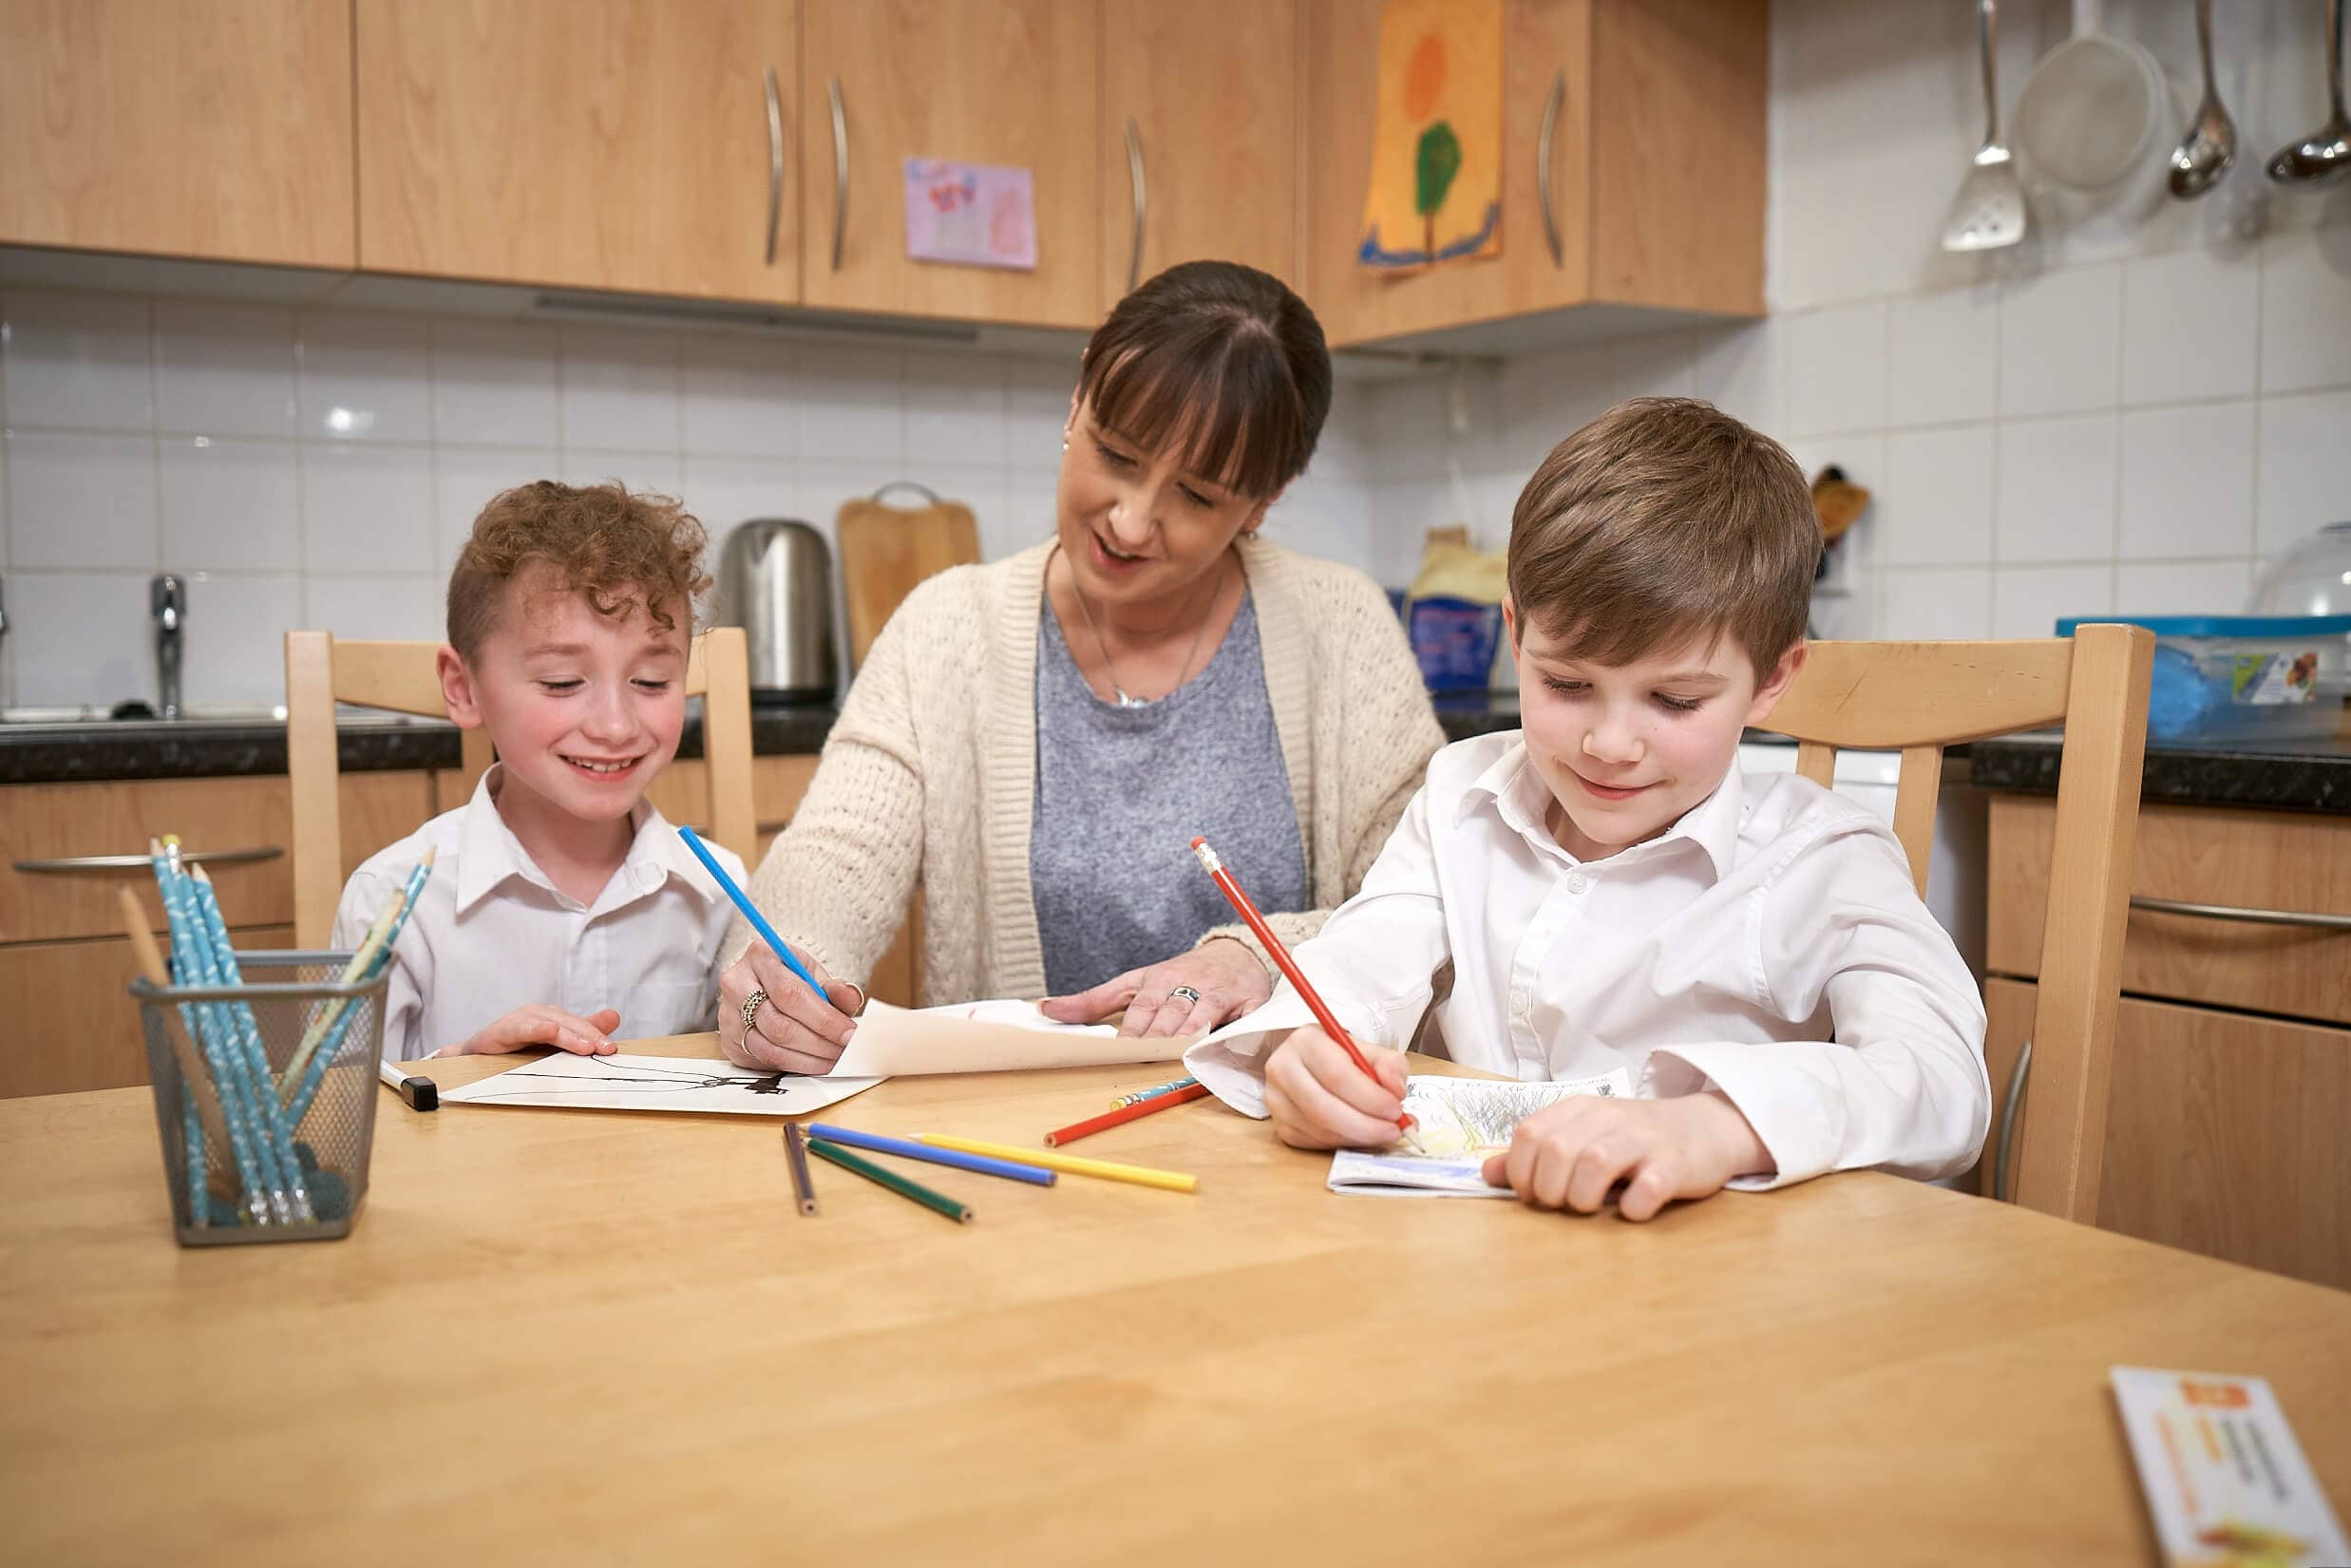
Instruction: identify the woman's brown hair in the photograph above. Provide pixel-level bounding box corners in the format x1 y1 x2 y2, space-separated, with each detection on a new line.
1075 260 1333 501
446 481 710 660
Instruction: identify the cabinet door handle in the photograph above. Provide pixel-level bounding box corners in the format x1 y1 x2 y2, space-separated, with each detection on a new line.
763 66 785 267
1538 70 1565 269
1124 116 1147 293
15 845 284 874
827 75 849 273
1993 1035 2031 1203
2128 895 2351 933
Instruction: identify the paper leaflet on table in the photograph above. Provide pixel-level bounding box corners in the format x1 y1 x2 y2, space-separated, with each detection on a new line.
441 1054 883 1117
1327 1070 1631 1198
825 999 1198 1078
2109 1366 2347 1568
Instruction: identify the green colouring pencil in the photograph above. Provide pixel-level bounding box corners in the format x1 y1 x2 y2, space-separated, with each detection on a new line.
805 1135 971 1225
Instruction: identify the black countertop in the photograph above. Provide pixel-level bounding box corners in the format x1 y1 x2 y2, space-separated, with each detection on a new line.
0 705 842 786
1969 729 2351 817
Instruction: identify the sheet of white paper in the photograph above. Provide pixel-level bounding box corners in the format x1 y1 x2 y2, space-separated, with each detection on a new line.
441 1053 884 1116
825 999 1194 1078
1327 1070 1632 1197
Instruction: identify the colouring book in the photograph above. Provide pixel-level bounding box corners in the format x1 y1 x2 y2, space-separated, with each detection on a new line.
441 1054 884 1117
1326 1069 1631 1197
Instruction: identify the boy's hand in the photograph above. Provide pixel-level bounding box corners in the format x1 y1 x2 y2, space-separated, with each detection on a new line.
448 1005 622 1057
718 943 863 1075
1480 1092 1772 1221
1264 1025 1411 1149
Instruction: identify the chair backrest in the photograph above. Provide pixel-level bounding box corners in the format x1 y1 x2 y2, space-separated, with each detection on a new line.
285 627 758 947
1766 625 2153 1224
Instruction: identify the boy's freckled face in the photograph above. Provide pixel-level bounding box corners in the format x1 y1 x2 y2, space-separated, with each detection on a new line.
461 571 690 825
1507 602 1802 862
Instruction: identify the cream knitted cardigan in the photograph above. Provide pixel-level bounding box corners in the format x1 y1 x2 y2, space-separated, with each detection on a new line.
722 536 1446 1004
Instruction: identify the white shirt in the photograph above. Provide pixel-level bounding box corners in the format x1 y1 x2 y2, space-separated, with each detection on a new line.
1186 733 1990 1188
332 766 747 1063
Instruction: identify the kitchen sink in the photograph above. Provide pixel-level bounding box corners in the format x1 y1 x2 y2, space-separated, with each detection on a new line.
0 704 450 729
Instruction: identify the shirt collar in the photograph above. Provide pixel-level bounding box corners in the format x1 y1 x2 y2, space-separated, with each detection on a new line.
452 765 728 916
1458 738 1745 882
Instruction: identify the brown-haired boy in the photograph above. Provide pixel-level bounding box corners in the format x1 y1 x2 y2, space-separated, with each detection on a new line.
332 481 749 1062
1187 398 1988 1218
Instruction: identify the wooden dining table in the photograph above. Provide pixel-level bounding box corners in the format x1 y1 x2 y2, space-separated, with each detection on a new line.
3 1034 2345 1566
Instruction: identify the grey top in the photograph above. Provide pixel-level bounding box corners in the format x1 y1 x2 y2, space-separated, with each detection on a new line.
1032 586 1309 996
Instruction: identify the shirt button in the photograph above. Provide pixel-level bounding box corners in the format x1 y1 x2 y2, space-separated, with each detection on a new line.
1566 871 1592 894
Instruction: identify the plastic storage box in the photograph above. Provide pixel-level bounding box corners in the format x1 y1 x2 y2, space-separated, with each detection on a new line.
2057 614 2351 746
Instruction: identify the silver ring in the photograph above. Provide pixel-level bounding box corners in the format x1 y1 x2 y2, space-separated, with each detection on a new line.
1168 985 1203 1004
740 988 768 1043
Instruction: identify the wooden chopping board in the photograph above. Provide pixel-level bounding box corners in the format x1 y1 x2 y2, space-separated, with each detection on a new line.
836 490 980 668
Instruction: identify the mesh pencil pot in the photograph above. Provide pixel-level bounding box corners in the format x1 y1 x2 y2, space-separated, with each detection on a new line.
128 951 388 1247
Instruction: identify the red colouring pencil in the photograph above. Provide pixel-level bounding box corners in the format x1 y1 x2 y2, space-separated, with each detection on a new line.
1189 836 1413 1134
1045 1081 1213 1146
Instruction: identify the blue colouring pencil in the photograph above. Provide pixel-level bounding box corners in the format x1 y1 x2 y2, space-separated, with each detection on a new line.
284 853 434 1124
152 848 271 1224
676 825 824 994
804 1123 1058 1187
186 866 314 1222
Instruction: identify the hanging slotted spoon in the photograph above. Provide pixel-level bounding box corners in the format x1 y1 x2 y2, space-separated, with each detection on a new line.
1943 0 2028 251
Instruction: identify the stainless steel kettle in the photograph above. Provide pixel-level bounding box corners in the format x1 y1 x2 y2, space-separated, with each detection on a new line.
716 520 838 704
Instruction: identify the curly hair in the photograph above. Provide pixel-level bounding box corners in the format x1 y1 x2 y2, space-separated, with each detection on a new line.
446 481 711 660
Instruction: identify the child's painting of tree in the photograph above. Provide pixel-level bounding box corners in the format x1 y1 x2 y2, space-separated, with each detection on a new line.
1356 0 1502 272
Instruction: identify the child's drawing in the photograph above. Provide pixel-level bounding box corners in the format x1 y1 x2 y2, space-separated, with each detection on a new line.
1396 1075 1621 1157
440 1053 883 1118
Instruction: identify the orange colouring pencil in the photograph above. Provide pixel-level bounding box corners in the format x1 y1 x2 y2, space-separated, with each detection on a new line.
1045 1080 1213 1146
1189 836 1412 1134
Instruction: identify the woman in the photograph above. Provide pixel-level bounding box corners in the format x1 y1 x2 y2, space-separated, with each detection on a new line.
717 261 1443 1072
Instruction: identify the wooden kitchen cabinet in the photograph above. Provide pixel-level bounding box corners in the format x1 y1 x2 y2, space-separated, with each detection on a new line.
356 0 801 302
1984 979 2351 1292
1300 0 1765 349
0 0 356 267
0 772 434 945
1099 0 1299 299
1 769 434 1099
801 0 1099 328
1 924 299 1101
1983 794 2351 1291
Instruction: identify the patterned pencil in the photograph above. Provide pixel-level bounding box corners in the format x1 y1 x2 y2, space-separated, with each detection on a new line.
1049 1081 1213 1145
783 1123 819 1216
1109 1075 1198 1109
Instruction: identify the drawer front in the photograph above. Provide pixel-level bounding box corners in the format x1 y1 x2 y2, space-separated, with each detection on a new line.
0 773 433 943
1982 977 2351 1292
0 926 297 1099
1988 795 2351 1026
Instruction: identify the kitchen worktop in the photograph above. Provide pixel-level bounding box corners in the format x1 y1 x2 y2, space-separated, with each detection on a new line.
1970 729 2351 817
0 706 842 786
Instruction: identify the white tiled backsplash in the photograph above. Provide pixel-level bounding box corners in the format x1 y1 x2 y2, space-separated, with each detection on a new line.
0 297 1380 708
3 0 2348 708
1359 0 2351 640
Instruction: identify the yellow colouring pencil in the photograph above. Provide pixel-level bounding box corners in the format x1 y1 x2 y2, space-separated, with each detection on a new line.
915 1134 1198 1195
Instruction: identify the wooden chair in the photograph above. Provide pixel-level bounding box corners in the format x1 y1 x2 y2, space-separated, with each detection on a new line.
285 628 758 947
1767 624 2154 1225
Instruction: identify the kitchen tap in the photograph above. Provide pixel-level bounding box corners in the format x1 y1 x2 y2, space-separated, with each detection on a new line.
151 574 185 721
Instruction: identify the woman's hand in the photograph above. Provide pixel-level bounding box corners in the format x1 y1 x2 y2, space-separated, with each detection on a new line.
445 1005 622 1057
717 943 864 1074
1039 935 1273 1039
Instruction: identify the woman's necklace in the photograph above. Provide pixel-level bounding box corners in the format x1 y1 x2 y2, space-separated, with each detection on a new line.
1064 551 1225 709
